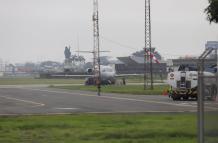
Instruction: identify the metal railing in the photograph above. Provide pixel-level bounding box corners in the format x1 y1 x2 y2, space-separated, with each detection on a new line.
198 44 218 143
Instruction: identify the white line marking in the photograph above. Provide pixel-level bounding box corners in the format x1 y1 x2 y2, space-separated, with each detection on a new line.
18 88 218 110
54 108 79 110
100 96 198 107
20 88 197 108
0 96 45 107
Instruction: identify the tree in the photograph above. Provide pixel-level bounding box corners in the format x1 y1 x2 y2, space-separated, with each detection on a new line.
205 0 218 23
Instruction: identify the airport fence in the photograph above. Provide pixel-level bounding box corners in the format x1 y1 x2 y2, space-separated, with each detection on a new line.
198 47 218 143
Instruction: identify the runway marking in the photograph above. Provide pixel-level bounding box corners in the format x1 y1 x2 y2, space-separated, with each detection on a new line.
0 96 45 107
20 88 197 108
54 108 79 110
18 88 218 110
100 96 198 107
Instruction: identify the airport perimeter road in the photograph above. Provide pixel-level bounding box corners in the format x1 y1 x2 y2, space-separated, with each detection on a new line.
0 86 215 115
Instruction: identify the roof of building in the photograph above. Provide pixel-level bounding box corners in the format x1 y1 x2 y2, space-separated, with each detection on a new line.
117 56 166 64
130 56 144 64
117 57 137 65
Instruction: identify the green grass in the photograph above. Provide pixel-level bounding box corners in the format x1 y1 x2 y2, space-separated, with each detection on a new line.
0 76 166 86
0 77 84 85
117 75 166 83
53 85 168 95
0 113 196 143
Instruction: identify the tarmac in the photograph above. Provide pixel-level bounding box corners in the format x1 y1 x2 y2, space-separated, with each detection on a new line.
0 85 217 115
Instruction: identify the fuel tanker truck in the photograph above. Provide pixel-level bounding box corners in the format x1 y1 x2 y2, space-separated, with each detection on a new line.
167 65 216 100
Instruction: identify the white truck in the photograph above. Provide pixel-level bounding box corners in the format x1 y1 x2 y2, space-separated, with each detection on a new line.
167 66 216 100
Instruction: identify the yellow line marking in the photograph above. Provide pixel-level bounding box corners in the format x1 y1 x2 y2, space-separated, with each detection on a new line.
0 96 45 107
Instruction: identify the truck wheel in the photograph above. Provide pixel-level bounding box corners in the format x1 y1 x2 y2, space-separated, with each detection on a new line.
172 95 180 101
183 96 189 100
172 97 177 101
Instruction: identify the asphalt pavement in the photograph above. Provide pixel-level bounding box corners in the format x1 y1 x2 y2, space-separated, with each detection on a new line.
0 86 217 115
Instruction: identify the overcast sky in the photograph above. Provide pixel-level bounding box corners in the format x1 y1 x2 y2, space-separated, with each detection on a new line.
0 0 217 63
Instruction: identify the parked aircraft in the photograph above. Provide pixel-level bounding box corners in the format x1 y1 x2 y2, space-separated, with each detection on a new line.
50 48 160 85
51 65 142 85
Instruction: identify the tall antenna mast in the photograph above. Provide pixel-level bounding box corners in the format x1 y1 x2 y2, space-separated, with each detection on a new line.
144 0 153 90
93 0 101 96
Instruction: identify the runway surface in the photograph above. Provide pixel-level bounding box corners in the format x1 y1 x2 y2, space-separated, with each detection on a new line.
0 86 217 115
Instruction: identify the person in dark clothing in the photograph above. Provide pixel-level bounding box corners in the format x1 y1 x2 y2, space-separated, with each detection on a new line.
122 77 126 85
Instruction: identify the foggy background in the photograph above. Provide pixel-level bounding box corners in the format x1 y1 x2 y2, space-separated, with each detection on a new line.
0 0 217 63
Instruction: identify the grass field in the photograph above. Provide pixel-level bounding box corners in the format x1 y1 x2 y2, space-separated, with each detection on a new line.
116 75 166 83
52 85 168 95
0 77 84 85
0 113 196 143
0 76 166 85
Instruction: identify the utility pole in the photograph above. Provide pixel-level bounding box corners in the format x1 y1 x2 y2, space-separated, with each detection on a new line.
93 0 101 96
144 0 153 90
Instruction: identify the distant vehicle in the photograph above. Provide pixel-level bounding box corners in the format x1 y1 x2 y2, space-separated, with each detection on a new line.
167 65 216 100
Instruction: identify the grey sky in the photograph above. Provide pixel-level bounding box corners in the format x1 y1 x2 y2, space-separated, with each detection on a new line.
0 0 217 63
